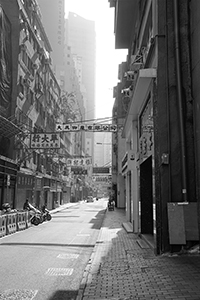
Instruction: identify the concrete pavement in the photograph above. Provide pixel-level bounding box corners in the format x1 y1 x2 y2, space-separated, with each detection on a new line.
76 206 200 300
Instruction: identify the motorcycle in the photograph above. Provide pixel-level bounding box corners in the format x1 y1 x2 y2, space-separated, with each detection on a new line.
29 207 43 226
41 206 52 222
108 200 115 211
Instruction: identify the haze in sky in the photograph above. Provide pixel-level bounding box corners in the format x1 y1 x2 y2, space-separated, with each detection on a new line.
65 0 128 119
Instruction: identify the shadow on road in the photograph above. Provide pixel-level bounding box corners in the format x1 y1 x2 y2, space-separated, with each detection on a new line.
48 289 78 300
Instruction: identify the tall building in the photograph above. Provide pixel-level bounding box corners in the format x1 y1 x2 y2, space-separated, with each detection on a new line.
66 12 96 160
36 0 65 89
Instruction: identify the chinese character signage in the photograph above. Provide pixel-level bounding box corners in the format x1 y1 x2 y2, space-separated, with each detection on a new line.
71 167 88 175
93 167 110 174
30 133 60 149
66 157 92 167
92 175 112 182
56 123 118 132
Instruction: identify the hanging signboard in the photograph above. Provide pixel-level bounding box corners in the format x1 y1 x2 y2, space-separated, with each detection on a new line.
71 167 88 175
56 123 118 132
93 167 110 174
30 133 60 149
66 157 92 167
92 175 112 182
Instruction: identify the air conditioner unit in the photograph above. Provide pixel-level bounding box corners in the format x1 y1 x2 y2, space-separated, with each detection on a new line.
124 71 137 81
121 87 132 97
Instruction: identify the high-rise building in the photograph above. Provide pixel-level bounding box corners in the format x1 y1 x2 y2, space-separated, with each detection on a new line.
66 12 96 160
37 0 65 89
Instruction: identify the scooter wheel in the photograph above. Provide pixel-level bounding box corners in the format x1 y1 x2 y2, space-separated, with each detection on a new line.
31 217 40 226
47 214 52 221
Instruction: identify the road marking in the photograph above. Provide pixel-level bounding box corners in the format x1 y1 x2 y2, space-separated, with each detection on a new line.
57 253 79 259
0 289 38 300
77 234 90 236
45 268 73 276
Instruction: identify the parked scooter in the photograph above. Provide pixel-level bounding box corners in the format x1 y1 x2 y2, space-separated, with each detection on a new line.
23 200 43 226
29 206 43 226
108 197 115 211
41 205 52 222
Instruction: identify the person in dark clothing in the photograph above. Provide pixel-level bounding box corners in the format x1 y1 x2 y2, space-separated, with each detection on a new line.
23 199 31 210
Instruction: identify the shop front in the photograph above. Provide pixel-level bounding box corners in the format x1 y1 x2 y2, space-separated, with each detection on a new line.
34 176 43 209
16 171 34 209
121 69 156 240
0 155 18 209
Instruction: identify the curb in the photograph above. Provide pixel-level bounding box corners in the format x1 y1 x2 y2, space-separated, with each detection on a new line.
50 202 81 214
76 208 107 300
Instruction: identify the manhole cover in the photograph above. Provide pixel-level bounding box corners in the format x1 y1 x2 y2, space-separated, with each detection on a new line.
45 268 73 276
0 289 38 300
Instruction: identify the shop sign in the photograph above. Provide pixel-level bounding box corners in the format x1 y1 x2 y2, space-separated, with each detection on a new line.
56 123 117 132
17 173 34 189
139 96 154 162
66 157 92 167
30 133 60 149
93 167 110 174
92 175 112 182
71 167 87 175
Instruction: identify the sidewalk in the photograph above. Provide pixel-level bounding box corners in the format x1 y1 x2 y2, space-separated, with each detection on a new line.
76 207 200 300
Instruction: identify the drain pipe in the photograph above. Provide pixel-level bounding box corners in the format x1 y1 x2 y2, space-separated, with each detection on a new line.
173 0 188 202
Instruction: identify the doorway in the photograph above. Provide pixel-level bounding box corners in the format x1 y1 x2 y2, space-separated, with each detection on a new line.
140 156 153 235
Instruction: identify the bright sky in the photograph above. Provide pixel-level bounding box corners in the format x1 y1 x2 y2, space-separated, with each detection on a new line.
65 0 128 119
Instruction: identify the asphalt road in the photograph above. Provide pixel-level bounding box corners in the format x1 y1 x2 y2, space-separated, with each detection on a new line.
0 199 107 300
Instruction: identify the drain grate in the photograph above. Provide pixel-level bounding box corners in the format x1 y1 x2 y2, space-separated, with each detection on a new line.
0 289 38 300
45 268 73 276
57 253 79 259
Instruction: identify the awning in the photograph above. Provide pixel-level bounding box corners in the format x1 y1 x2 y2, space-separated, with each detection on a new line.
122 68 156 138
0 115 23 138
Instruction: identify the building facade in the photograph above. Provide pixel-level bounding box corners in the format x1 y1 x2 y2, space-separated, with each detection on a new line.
0 0 75 210
110 0 199 254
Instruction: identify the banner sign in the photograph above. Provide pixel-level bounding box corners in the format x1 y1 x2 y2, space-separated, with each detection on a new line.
30 133 60 149
71 167 88 175
93 167 110 174
92 175 112 182
56 123 117 132
66 157 92 167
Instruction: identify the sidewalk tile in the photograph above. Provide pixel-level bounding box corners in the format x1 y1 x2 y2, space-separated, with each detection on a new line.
77 205 200 300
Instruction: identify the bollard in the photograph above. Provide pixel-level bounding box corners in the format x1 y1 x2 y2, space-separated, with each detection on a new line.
0 215 7 238
6 213 17 235
17 211 26 231
25 211 31 228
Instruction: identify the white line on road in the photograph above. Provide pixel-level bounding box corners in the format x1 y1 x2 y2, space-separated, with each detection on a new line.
57 253 79 259
76 234 90 236
45 268 73 276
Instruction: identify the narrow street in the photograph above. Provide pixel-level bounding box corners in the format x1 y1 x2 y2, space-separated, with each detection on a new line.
0 199 107 300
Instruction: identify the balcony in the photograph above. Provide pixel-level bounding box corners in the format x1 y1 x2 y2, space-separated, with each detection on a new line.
111 0 139 49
